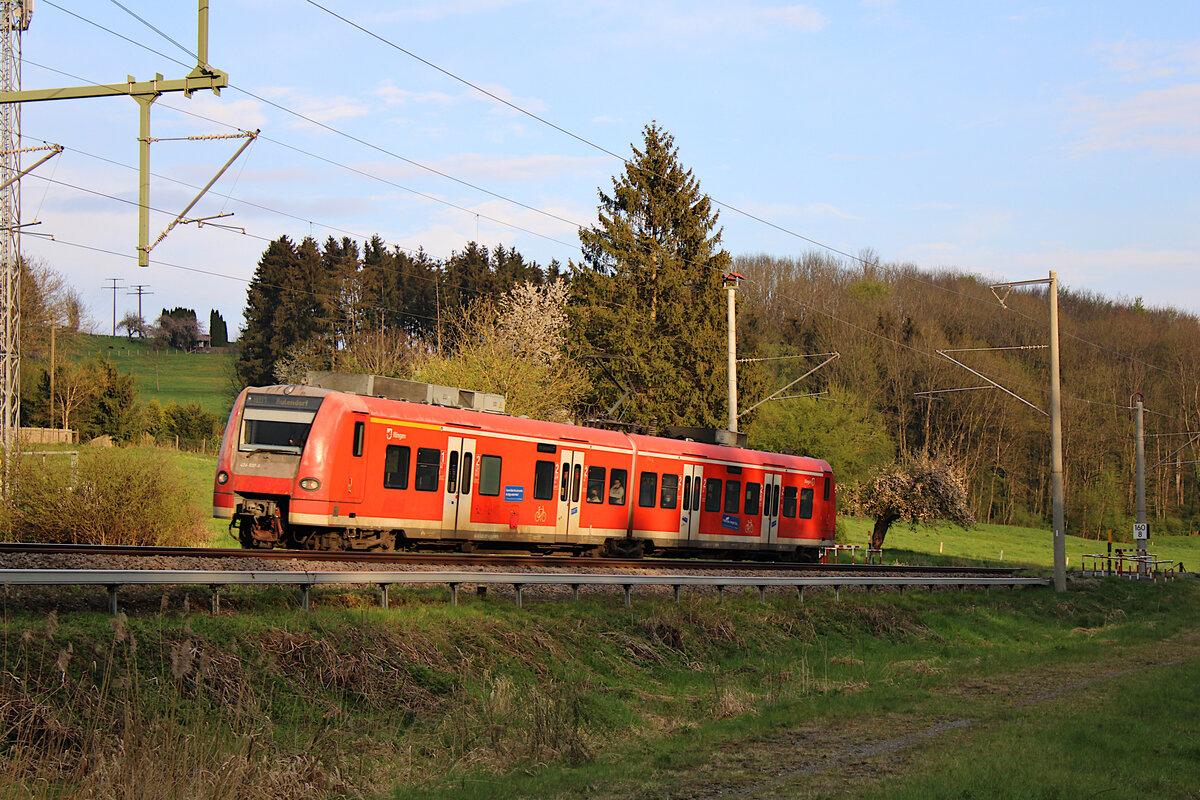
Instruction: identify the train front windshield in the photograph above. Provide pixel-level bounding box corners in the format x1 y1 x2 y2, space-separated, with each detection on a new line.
239 393 325 454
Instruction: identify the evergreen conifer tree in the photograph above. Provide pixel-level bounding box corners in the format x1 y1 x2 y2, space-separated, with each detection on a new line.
208 310 229 347
236 236 299 386
571 123 730 427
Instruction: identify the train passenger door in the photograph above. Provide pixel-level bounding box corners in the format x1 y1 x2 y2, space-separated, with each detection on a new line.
680 464 703 541
555 450 585 541
345 415 369 503
442 436 477 534
762 473 782 543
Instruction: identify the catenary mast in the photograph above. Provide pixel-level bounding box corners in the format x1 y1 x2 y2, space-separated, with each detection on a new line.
0 0 31 452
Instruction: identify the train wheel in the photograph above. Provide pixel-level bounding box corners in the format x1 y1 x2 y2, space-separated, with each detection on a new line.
795 547 820 564
602 538 644 559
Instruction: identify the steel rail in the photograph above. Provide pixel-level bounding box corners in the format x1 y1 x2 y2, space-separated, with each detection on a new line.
1 568 1048 614
0 542 1024 576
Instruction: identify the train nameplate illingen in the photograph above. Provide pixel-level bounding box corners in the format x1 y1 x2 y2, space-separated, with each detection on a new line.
504 486 525 502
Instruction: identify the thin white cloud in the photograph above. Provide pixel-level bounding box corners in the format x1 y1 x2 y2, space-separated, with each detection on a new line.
355 153 610 184
729 199 863 222
1002 7 1056 24
374 80 546 118
1094 40 1200 82
1006 245 1200 311
373 0 533 23
609 2 828 47
375 85 457 108
902 242 961 262
256 87 372 127
1074 83 1200 154
162 97 267 132
758 5 828 32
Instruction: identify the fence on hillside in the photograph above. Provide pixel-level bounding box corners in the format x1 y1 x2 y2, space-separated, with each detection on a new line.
19 427 77 445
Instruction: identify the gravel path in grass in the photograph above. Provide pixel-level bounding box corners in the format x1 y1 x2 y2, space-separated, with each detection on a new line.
608 626 1200 800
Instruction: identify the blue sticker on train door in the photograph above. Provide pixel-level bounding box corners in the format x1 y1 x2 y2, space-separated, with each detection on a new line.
721 514 740 531
504 486 524 502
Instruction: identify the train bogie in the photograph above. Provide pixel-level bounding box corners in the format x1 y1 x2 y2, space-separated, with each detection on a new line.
213 383 836 556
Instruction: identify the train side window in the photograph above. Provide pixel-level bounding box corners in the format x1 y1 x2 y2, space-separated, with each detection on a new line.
383 445 410 489
560 460 570 501
682 476 692 510
479 455 502 496
461 453 473 495
799 487 814 519
572 464 582 503
415 448 441 492
771 484 780 516
638 472 658 507
704 478 722 513
352 420 365 457
609 469 628 505
782 486 798 518
586 466 606 503
823 477 831 501
447 451 459 493
744 482 761 516
724 480 741 514
693 479 702 511
661 474 679 509
534 460 556 501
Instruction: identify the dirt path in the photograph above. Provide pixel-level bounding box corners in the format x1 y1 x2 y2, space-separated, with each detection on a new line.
609 627 1200 800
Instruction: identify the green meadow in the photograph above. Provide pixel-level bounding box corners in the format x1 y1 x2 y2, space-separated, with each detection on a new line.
70 333 238 418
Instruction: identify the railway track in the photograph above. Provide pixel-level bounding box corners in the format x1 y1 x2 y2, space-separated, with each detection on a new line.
0 542 1023 576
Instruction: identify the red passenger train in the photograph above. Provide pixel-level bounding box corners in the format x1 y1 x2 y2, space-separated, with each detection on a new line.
213 380 836 558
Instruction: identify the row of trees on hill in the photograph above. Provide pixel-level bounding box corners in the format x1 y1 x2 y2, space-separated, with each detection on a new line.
233 123 1200 538
236 235 558 387
117 307 230 350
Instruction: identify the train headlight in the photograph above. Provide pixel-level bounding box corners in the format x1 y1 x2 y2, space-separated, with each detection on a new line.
216 470 229 485
299 478 321 491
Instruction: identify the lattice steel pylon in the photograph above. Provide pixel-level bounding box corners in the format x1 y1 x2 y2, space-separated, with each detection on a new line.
0 1 30 454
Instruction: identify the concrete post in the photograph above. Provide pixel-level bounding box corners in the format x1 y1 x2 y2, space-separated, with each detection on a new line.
1049 270 1066 592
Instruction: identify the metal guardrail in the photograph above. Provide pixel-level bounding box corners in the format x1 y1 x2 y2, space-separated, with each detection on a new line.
1 569 1050 614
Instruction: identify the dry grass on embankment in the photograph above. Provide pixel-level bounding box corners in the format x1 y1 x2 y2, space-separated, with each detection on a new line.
2 577 1197 800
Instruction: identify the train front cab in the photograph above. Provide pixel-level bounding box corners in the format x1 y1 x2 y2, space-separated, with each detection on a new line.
214 386 340 548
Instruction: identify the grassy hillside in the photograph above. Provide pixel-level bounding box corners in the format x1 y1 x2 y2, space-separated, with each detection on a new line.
59 333 239 418
839 515 1199 573
2 570 1196 799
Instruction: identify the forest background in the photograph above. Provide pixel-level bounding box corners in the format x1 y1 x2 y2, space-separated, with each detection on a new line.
18 125 1200 542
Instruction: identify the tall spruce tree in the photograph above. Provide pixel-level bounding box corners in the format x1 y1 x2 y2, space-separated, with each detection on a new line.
237 236 300 386
571 123 730 427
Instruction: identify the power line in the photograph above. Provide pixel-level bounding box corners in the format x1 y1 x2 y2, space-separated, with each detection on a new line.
20 54 584 254
33 2 1200 401
42 236 442 329
302 1 1200 395
104 0 197 62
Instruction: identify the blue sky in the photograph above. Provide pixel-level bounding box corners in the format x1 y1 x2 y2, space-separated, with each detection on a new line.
14 0 1199 335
